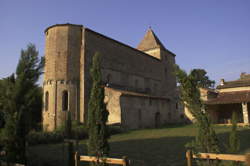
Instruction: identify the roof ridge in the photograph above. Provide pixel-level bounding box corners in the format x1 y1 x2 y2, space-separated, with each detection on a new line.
137 28 166 51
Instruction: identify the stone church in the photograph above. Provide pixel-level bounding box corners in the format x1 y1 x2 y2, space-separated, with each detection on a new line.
42 23 180 131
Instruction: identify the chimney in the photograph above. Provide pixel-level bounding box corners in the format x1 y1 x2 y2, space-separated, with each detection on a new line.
240 72 246 79
220 79 225 86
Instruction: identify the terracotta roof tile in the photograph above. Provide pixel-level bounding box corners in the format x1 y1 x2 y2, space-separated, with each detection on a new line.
217 79 250 89
105 87 170 100
205 90 250 105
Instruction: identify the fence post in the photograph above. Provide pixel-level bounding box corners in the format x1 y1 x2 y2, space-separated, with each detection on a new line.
246 153 250 166
75 152 79 166
122 156 129 166
186 150 192 166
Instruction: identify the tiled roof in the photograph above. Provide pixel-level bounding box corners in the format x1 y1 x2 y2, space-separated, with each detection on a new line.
137 28 167 51
105 87 170 100
217 79 250 89
205 90 250 105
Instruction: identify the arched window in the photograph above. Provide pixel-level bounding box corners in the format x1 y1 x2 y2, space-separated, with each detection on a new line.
62 90 69 111
45 91 49 111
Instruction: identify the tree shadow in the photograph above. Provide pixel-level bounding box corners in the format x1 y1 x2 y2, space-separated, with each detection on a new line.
27 127 250 166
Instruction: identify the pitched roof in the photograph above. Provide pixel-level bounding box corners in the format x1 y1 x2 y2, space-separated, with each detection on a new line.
137 28 166 51
217 79 250 89
205 90 250 105
105 87 170 100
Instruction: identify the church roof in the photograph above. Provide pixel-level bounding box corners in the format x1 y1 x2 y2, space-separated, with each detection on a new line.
137 28 166 51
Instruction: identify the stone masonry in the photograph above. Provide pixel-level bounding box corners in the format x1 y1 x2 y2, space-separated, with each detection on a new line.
42 23 178 131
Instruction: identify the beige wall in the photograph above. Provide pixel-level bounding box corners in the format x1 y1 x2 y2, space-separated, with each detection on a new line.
104 88 122 124
219 87 250 93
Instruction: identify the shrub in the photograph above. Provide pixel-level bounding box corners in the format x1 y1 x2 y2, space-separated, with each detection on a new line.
109 125 123 135
27 130 64 145
71 122 88 139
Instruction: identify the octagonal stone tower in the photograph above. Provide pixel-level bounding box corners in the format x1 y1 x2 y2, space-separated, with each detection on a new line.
42 24 82 131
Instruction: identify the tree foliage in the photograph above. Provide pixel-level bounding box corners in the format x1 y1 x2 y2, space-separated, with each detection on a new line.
87 52 109 165
227 111 240 154
0 43 44 164
175 65 220 156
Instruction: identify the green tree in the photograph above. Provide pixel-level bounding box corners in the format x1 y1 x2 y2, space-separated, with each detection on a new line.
0 43 44 164
87 52 109 165
175 65 220 161
226 111 240 166
227 111 240 154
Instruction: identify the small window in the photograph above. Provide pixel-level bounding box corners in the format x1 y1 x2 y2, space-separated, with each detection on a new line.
154 83 158 92
106 74 111 83
45 91 49 111
138 109 142 121
135 79 138 89
149 99 152 106
62 90 69 111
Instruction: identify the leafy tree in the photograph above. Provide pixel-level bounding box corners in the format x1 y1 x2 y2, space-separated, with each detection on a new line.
87 52 109 165
0 43 44 164
189 69 215 89
175 65 220 164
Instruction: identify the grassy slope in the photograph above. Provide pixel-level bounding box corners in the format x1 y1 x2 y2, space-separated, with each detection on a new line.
28 125 250 166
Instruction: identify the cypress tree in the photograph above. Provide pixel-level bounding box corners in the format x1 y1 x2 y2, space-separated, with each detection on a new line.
87 52 109 165
175 65 220 165
227 111 240 154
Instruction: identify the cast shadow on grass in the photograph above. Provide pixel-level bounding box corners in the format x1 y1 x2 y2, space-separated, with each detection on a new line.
27 127 250 166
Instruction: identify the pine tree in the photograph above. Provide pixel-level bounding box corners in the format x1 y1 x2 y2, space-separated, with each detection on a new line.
87 52 109 165
0 43 44 164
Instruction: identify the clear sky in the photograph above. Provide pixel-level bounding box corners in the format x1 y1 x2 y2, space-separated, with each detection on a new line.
0 0 249 85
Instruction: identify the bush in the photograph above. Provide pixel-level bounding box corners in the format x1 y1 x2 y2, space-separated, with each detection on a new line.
55 121 88 140
27 130 64 146
71 122 88 139
109 124 123 135
27 123 123 146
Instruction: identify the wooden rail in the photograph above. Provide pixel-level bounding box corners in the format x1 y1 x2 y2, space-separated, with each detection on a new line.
186 150 250 166
75 152 129 166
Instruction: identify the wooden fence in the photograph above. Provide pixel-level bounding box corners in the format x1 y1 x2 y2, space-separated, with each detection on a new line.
75 152 130 166
186 150 250 166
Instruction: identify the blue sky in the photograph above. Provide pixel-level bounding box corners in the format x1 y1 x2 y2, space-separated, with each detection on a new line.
0 0 249 85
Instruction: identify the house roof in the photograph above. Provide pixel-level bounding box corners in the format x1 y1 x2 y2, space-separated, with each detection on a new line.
205 90 250 105
217 73 250 89
217 79 250 89
137 28 167 51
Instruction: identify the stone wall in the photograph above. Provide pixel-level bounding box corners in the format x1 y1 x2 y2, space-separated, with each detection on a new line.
120 95 172 129
82 28 177 123
43 25 82 131
43 24 178 130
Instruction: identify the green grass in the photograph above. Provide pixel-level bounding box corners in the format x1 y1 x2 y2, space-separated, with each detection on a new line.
28 124 250 166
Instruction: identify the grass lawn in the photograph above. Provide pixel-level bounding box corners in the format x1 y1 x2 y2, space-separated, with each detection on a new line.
28 124 250 166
